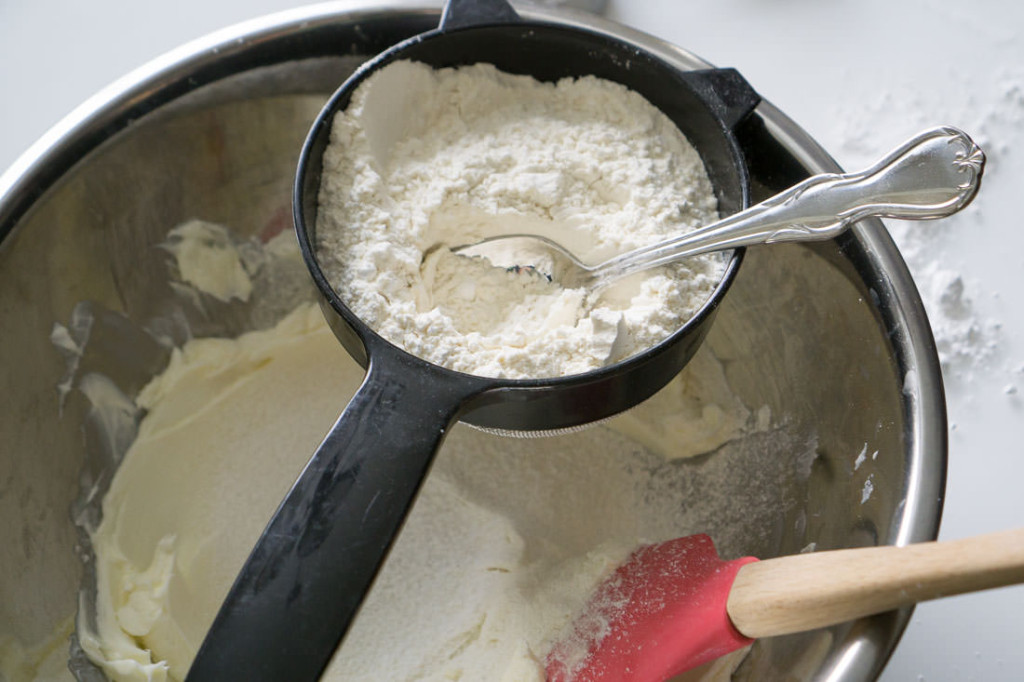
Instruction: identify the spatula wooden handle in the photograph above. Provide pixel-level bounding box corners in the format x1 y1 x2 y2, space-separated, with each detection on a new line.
727 527 1024 639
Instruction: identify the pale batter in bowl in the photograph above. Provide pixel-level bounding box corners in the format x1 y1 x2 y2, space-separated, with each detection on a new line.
76 231 784 682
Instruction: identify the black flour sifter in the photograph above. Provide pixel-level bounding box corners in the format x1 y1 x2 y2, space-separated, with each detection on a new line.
186 0 757 679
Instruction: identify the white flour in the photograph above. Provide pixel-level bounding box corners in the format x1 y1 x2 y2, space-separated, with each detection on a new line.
316 60 724 379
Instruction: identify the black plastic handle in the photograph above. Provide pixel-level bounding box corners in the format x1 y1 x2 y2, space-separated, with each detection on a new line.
678 68 761 130
186 355 475 681
440 0 520 30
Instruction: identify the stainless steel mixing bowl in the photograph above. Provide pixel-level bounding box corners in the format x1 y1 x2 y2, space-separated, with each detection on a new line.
0 2 945 680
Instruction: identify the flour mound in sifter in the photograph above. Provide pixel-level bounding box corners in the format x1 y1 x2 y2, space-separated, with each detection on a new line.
316 60 725 379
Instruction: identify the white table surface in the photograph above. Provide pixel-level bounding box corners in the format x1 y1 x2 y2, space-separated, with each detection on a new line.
2 1 1021 679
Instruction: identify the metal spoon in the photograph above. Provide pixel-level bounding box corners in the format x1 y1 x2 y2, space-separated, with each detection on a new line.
457 126 984 292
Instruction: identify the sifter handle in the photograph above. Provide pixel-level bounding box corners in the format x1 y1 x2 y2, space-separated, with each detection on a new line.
440 0 520 30
186 355 475 682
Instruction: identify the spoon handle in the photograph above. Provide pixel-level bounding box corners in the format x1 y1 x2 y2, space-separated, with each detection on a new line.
595 126 984 287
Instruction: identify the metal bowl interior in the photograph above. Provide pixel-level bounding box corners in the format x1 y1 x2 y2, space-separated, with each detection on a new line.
0 3 944 681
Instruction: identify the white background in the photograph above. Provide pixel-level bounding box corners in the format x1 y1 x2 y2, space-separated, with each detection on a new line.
2 1 1022 679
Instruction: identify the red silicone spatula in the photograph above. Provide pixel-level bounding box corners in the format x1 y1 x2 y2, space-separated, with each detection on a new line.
546 529 1024 682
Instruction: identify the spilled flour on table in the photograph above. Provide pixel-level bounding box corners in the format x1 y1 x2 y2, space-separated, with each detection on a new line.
824 66 1024 390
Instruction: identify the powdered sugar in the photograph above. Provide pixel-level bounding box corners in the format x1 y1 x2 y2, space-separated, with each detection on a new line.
316 60 724 379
